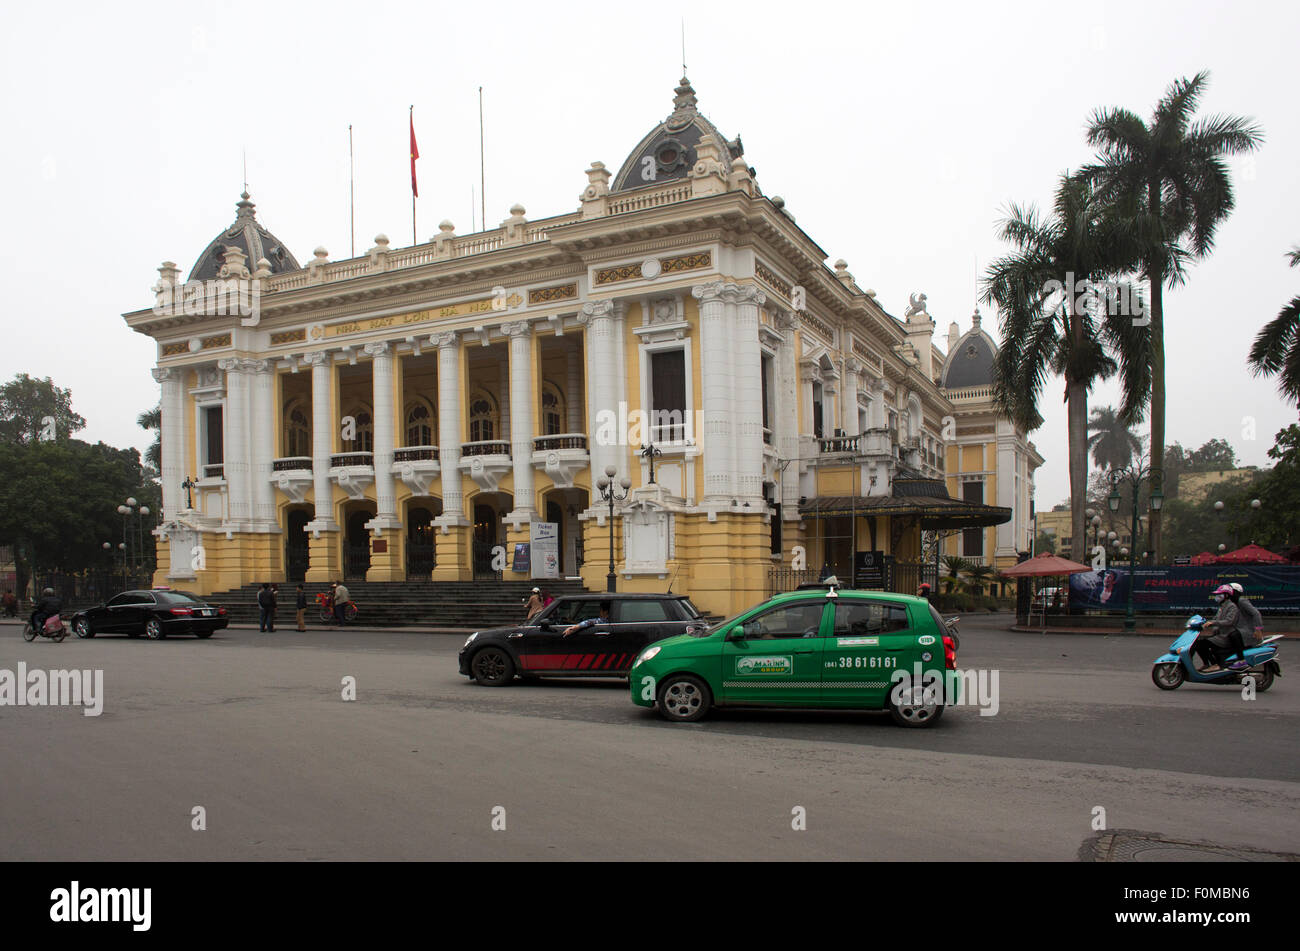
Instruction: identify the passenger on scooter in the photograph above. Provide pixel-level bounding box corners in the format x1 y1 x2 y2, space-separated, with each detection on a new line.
1230 583 1264 646
1194 584 1249 673
30 587 61 634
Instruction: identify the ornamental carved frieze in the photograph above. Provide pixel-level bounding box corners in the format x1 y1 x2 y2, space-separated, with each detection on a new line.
754 261 792 299
799 311 834 344
528 282 578 305
202 334 231 349
271 329 307 345
594 263 643 285
160 342 188 357
660 251 711 274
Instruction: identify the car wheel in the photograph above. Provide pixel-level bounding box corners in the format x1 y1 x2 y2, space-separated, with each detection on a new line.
470 647 515 686
22 623 37 642
145 619 165 640
888 679 945 728
195 631 213 639
1152 662 1184 690
74 618 94 639
657 674 711 723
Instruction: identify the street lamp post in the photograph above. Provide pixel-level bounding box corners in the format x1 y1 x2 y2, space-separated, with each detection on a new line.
1109 465 1164 634
596 465 631 593
117 502 134 588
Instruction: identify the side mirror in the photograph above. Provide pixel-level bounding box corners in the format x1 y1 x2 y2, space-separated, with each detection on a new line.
537 620 552 631
726 626 746 641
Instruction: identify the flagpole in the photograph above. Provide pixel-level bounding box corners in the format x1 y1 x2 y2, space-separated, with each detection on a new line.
410 105 417 245
479 86 485 232
348 124 355 258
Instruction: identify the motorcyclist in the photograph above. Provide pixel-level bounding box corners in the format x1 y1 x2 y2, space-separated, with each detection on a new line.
1230 582 1264 647
31 587 62 635
1194 584 1249 673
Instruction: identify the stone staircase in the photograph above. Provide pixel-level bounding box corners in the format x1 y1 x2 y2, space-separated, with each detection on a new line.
205 578 593 629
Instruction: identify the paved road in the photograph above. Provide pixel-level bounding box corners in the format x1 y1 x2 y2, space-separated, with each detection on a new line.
1 616 1295 860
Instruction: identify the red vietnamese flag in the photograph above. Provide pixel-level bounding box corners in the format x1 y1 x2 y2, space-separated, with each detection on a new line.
409 108 419 197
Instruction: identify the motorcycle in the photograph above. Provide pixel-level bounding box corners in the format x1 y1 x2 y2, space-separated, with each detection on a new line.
22 614 67 642
1152 614 1283 691
315 592 359 624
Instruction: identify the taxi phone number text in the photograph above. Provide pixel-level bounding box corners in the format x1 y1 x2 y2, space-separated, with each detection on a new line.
827 656 897 669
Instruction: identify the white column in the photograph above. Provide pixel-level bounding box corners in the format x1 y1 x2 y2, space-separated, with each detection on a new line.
691 282 734 501
366 342 401 531
249 360 276 525
566 342 582 433
433 332 468 525
732 284 766 502
504 320 536 517
152 367 185 520
996 426 1017 559
843 358 861 437
775 313 800 513
217 358 251 527
304 351 339 532
498 354 510 444
579 300 617 483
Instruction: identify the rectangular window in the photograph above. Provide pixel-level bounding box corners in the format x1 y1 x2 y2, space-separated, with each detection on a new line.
962 481 984 557
204 406 224 466
649 350 686 442
761 354 773 444
812 383 824 439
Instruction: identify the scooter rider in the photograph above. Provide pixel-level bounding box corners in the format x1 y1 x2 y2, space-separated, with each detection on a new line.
1230 582 1264 646
1195 584 1250 673
31 587 62 634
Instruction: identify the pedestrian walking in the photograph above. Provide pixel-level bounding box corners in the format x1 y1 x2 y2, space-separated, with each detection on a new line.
2 589 16 618
257 583 274 632
333 580 350 625
295 584 307 631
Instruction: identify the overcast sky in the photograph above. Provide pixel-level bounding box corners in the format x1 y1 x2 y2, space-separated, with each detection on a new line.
2 0 1295 507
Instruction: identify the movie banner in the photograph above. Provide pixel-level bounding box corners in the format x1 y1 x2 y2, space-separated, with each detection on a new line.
1069 565 1300 614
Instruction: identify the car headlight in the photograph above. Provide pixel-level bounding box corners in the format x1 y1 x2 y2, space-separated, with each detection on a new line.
634 646 661 666
462 632 479 649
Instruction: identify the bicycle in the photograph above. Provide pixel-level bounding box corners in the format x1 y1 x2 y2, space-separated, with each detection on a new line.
315 593 359 624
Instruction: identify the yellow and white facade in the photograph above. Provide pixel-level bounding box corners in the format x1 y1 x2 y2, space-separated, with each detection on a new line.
125 77 1038 616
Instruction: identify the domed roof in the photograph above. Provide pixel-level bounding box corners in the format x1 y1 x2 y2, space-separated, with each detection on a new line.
188 192 300 282
940 309 999 389
611 76 746 192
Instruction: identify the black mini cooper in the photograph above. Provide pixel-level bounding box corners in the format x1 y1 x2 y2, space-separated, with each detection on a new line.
73 589 229 639
458 593 707 685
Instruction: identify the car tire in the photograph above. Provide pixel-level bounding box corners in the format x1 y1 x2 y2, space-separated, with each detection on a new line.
144 619 165 640
1152 662 1184 690
887 678 945 728
657 674 712 723
22 623 37 642
195 631 213 639
470 647 515 686
74 618 94 639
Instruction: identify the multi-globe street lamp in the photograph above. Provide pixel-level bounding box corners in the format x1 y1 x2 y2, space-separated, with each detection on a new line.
595 465 631 593
1109 464 1164 634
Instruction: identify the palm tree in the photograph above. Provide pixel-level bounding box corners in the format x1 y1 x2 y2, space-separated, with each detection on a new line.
1085 71 1263 560
982 172 1149 580
137 404 161 472
1248 246 1300 404
1086 405 1144 472
940 555 971 594
966 563 996 597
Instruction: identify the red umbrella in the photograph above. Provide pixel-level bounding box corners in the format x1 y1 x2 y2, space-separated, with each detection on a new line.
1215 543 1286 564
1000 552 1092 576
1190 551 1218 566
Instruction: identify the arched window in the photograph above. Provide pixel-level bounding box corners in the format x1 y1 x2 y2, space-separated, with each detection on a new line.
541 382 564 436
344 405 374 452
468 390 497 443
285 403 310 457
405 400 435 446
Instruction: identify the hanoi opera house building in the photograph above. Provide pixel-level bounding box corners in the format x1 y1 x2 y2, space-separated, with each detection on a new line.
127 77 1042 616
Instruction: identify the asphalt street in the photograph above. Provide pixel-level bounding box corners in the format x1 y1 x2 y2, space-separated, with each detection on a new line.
1 615 1296 861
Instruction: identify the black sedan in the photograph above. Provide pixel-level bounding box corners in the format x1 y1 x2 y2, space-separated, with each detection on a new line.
458 593 707 686
73 589 229 639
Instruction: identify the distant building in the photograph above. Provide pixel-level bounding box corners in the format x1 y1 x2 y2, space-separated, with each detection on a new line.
1177 468 1259 505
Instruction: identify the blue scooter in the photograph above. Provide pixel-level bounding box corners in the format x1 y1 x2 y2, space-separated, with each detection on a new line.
1152 615 1283 691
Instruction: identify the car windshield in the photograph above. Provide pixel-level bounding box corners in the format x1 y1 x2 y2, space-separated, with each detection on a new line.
680 599 704 619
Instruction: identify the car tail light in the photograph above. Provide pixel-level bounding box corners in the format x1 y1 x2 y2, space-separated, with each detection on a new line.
942 636 957 669
169 607 194 616
217 607 226 615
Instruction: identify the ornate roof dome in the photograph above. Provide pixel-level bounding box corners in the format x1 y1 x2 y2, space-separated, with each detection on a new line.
188 192 300 282
611 76 746 192
940 308 999 389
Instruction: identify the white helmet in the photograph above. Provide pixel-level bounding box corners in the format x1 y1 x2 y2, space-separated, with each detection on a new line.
1229 583 1244 594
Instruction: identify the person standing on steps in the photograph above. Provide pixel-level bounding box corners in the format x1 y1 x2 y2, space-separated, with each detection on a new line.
257 583 274 633
295 583 307 631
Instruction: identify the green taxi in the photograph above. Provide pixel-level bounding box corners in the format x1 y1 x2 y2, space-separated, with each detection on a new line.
629 586 958 727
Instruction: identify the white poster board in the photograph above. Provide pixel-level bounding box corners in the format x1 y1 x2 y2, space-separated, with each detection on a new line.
530 522 560 579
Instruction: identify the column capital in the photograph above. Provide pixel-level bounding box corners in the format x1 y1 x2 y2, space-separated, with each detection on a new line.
500 319 532 338
243 358 273 375
363 341 391 359
151 366 177 383
578 299 614 322
431 331 459 350
302 350 332 368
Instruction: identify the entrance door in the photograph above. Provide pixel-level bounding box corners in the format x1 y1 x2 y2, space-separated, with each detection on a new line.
345 511 372 580
407 507 435 578
285 509 310 582
473 503 499 580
